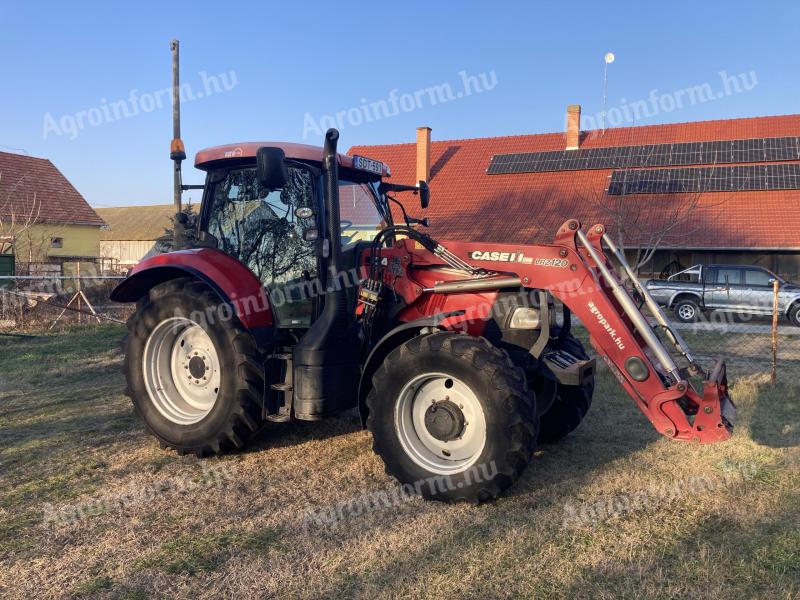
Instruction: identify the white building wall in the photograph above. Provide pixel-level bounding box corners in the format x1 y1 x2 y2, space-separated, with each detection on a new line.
99 240 162 266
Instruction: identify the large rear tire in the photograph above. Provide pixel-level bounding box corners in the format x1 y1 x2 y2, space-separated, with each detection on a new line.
537 333 595 443
366 332 537 503
123 278 264 457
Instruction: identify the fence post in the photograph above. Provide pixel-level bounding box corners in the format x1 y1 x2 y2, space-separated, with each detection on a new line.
772 278 779 384
77 262 82 325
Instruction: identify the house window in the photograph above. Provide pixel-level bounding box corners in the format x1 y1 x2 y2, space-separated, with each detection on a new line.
51 237 64 249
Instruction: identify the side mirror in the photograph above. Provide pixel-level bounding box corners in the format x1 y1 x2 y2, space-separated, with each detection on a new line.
256 147 288 189
418 180 430 209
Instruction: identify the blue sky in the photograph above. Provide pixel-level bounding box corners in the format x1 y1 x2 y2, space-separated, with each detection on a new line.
1 0 798 207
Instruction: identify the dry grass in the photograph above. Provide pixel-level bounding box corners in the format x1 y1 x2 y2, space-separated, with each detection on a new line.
0 324 798 599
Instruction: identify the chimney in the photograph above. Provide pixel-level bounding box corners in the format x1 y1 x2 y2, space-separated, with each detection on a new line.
416 126 431 183
566 104 581 150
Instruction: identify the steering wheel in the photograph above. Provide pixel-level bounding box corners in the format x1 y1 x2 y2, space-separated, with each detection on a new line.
340 220 353 232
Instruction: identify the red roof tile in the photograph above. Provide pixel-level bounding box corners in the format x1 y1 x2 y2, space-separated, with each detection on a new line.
349 114 800 250
0 151 104 227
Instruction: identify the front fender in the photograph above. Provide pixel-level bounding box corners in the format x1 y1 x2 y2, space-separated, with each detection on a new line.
356 311 464 426
110 248 273 329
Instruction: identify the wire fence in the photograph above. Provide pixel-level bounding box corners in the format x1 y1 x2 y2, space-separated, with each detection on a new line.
0 276 132 330
572 296 798 383
1 273 797 384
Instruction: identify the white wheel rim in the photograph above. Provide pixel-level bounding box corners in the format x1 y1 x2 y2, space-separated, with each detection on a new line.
679 304 695 320
142 317 221 425
394 372 487 475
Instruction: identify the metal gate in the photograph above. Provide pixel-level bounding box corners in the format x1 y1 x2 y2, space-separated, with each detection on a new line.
0 254 14 288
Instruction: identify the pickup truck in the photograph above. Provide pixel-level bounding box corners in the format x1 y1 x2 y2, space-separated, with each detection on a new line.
645 264 800 326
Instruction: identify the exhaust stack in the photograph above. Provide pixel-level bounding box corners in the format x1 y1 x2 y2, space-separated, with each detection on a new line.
291 128 360 420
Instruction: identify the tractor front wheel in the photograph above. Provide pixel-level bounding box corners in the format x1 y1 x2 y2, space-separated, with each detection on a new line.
366 332 537 503
123 278 264 457
537 333 595 443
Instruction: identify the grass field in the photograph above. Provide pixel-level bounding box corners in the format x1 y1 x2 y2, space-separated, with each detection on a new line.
1 324 798 599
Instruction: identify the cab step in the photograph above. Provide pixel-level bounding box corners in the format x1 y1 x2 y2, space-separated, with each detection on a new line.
265 412 292 423
263 347 294 421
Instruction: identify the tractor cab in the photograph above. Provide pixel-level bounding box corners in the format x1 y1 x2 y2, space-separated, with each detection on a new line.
192 141 397 330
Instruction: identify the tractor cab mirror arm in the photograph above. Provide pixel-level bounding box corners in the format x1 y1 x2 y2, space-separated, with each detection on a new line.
378 180 430 209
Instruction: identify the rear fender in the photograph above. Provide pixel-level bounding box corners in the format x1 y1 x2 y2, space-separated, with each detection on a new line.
669 291 703 308
111 248 274 331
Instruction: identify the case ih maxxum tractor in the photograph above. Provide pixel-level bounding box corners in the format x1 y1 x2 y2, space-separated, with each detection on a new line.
111 127 735 503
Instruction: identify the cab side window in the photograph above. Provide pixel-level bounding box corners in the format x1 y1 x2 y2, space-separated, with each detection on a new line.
713 268 741 286
338 179 384 249
743 269 772 287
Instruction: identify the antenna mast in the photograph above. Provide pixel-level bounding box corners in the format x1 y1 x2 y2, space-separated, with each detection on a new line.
601 51 615 135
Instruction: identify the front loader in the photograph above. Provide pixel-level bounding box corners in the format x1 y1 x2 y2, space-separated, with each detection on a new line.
112 126 734 503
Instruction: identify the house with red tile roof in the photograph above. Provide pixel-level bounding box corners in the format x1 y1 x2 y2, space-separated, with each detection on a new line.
0 151 104 271
349 111 800 279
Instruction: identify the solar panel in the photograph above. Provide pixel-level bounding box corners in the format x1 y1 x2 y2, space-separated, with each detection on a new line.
487 136 800 175
606 163 800 195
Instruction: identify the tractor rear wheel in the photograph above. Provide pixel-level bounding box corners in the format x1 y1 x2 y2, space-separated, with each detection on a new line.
123 278 264 457
537 333 595 443
366 332 537 503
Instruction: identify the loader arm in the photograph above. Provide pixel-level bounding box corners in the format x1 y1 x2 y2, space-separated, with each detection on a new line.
376 219 734 444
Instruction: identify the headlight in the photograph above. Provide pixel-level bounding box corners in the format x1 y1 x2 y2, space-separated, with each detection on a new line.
509 307 541 329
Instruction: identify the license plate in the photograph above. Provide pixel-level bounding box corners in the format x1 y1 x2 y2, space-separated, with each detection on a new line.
352 155 384 175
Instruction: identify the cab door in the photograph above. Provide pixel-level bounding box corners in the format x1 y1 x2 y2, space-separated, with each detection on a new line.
338 177 388 311
706 267 744 311
741 268 776 315
203 165 320 328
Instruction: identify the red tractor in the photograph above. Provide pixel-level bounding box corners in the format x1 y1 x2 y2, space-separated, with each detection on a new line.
112 129 735 503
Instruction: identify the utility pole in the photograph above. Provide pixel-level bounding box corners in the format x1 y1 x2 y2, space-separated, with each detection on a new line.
170 39 186 250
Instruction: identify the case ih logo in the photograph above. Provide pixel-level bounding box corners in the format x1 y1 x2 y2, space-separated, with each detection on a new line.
468 251 533 264
223 147 244 158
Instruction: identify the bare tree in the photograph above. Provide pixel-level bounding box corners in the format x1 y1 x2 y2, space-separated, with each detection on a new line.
591 171 705 273
0 172 43 259
571 139 736 277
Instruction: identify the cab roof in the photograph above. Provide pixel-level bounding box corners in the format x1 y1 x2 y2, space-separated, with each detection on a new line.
194 141 390 176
